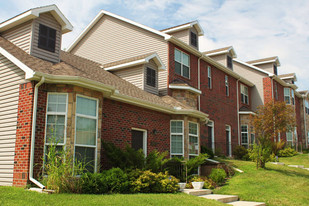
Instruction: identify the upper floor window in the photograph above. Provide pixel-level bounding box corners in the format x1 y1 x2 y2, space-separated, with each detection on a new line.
284 88 291 104
175 49 190 78
241 84 249 104
291 89 295 105
170 120 184 158
190 32 197 47
146 67 156 87
38 24 56 52
305 100 309 114
227 56 233 70
225 75 229 96
274 82 278 100
189 122 199 157
208 66 212 89
273 64 277 75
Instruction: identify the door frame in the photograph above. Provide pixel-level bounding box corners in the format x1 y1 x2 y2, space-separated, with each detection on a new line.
225 125 232 157
131 128 147 156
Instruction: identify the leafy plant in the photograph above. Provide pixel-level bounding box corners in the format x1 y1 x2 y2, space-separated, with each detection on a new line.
209 168 226 185
201 145 214 159
278 147 298 157
187 176 216 189
186 153 208 175
272 140 286 156
233 145 249 160
145 150 168 173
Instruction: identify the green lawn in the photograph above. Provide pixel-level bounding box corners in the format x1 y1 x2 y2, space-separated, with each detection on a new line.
279 153 309 167
0 186 224 206
215 155 309 206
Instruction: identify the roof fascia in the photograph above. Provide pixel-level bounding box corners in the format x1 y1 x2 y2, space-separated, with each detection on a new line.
251 58 281 67
233 58 273 76
273 76 298 90
0 47 35 79
162 20 204 36
67 10 171 52
169 84 202 94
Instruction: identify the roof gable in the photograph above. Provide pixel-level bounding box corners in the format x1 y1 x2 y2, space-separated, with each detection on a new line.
246 56 281 66
160 21 204 36
203 46 237 58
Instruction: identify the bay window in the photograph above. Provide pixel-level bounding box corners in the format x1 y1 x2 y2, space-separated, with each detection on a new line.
170 120 184 158
189 122 199 157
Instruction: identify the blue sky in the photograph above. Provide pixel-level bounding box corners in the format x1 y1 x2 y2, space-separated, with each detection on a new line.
1 0 309 91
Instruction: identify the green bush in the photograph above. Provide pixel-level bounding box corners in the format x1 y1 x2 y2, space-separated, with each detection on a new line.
162 157 184 181
80 173 108 194
131 170 179 193
187 176 216 189
186 154 208 175
278 147 298 157
145 150 168 173
233 145 249 160
209 168 226 185
201 146 214 159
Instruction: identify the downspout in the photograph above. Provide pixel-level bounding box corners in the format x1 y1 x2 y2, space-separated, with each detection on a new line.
236 79 240 145
303 93 308 148
29 77 45 189
198 55 202 111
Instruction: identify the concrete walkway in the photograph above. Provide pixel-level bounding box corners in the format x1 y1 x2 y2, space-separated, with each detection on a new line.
270 162 309 171
182 189 265 206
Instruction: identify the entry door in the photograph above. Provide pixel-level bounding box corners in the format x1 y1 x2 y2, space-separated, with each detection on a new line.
131 130 144 152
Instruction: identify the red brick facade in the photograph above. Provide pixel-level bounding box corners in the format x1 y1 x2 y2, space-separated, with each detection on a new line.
263 77 272 103
13 82 34 187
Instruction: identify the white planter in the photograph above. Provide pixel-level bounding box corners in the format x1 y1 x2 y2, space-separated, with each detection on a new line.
178 182 186 190
192 181 204 190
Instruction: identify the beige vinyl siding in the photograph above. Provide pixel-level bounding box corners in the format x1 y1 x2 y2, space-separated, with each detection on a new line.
0 54 25 186
254 63 274 74
209 54 227 67
113 65 144 90
30 13 62 63
233 60 268 111
144 59 159 95
169 29 190 44
1 21 33 54
71 15 168 95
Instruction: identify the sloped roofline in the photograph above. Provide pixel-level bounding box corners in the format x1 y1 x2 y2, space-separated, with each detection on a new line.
0 4 73 34
247 56 281 67
278 73 297 82
67 9 171 52
204 46 237 58
161 20 204 36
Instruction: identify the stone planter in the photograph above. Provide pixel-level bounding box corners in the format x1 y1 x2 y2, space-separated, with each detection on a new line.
192 181 204 190
178 182 186 190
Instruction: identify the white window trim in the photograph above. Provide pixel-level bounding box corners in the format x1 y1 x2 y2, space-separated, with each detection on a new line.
189 121 199 157
225 125 232 157
208 66 212 89
241 84 249 104
207 120 215 153
74 94 99 173
225 75 229 96
241 125 249 146
43 93 68 169
284 88 291 104
170 120 184 157
291 89 295 105
250 133 255 145
286 131 293 145
175 48 190 79
131 127 148 156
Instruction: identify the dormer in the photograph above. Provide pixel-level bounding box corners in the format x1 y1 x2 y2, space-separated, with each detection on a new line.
161 21 204 50
0 5 73 63
246 56 280 75
203 46 237 70
278 73 297 84
102 53 165 95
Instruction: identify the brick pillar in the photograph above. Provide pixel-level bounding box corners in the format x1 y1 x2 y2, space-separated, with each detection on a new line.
263 77 273 103
13 82 34 187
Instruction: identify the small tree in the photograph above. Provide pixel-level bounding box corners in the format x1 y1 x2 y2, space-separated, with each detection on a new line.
250 101 295 168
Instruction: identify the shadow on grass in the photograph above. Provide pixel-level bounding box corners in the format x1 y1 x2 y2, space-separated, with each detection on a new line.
265 167 309 179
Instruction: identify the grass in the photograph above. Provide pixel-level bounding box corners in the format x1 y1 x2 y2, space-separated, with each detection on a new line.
215 154 309 206
0 186 224 206
279 153 309 167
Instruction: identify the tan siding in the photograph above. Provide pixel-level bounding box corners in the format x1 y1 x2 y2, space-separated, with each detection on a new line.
71 15 168 95
254 63 274 74
113 65 144 90
0 54 24 186
144 59 159 95
1 21 33 53
233 60 268 111
209 54 227 67
170 29 189 44
30 13 62 63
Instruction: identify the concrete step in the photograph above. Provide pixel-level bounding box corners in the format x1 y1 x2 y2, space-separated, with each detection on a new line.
29 188 55 194
228 201 266 206
199 194 238 203
288 165 304 168
270 162 285 165
182 189 212 196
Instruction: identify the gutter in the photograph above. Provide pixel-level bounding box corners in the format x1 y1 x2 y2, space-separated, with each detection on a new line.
236 79 240 145
198 55 202 111
29 77 45 189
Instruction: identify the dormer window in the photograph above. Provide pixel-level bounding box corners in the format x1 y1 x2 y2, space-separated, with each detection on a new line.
227 56 233 70
38 24 56 52
146 67 156 87
190 31 197 47
274 64 277 75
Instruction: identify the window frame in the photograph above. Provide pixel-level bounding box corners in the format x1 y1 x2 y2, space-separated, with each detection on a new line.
190 31 198 47
170 120 184 157
208 66 212 89
291 89 295 105
174 48 190 79
240 84 249 104
227 55 233 70
74 94 99 173
146 67 156 87
241 125 249 147
225 125 232 157
225 75 229 96
207 120 215 153
189 121 199 157
284 88 291 104
38 24 57 53
131 127 148 157
274 82 278 100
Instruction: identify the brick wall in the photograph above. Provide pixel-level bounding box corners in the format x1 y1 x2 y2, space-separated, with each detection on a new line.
263 77 272 103
13 82 34 187
101 99 171 168
295 95 303 148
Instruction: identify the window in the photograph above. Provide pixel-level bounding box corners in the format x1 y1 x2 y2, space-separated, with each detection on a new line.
286 131 293 142
146 67 156 87
225 75 229 96
190 32 197 47
75 95 98 173
189 122 199 157
38 24 56 52
274 82 278 100
170 120 184 157
273 64 277 75
250 133 255 145
241 125 248 148
207 120 215 152
175 49 190 78
241 84 249 104
45 93 67 157
305 100 309 114
284 88 291 104
227 56 233 70
291 89 295 105
208 66 212 89
225 125 231 156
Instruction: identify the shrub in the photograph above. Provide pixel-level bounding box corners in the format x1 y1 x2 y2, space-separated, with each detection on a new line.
162 157 185 181
131 170 179 193
186 154 208 175
81 173 108 194
201 146 214 159
233 145 249 160
145 150 168 173
209 168 226 185
278 147 298 157
188 176 216 189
